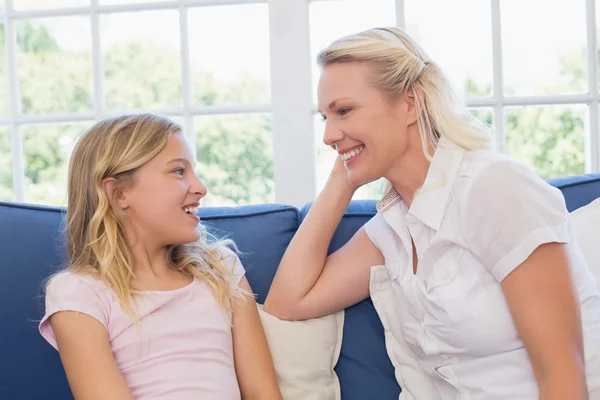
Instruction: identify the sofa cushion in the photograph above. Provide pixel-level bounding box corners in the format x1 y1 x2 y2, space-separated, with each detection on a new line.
300 200 401 400
0 202 70 400
570 198 600 287
199 204 300 303
548 173 600 212
257 304 344 400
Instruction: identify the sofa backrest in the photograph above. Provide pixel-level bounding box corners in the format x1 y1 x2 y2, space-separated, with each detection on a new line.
1 172 600 400
0 202 300 400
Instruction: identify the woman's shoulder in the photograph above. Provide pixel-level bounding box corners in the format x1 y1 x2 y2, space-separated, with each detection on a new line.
462 150 555 195
464 148 524 177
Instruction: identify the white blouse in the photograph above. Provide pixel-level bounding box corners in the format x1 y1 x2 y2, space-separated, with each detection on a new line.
365 138 600 399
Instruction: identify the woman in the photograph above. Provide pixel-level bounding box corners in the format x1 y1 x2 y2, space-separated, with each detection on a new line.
264 27 600 399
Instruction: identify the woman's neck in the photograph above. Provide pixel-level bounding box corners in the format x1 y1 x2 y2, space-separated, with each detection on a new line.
386 142 431 208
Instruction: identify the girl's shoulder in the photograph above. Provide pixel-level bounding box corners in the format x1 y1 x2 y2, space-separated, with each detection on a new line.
40 270 112 349
213 245 246 284
45 269 113 306
47 269 107 290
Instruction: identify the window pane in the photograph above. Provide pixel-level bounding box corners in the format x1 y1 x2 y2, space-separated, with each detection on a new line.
505 105 586 180
309 0 396 102
195 114 274 206
189 5 270 107
0 22 8 116
17 17 93 114
100 0 167 4
0 127 13 201
22 122 89 206
314 114 385 200
502 0 586 96
13 0 88 10
468 107 493 128
405 0 492 98
102 10 181 110
596 0 600 90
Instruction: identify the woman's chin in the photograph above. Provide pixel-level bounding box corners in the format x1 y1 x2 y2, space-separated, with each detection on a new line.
348 171 374 190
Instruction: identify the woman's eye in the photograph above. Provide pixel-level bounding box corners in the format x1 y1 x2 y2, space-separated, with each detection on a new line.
173 168 184 176
338 108 352 116
320 114 327 122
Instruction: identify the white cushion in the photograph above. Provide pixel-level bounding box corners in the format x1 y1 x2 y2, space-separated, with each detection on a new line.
571 198 600 287
257 305 344 400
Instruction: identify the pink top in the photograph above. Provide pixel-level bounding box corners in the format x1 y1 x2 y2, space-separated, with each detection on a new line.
39 247 246 400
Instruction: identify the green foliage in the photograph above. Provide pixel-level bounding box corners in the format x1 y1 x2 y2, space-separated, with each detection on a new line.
505 106 585 180
0 128 12 201
104 42 182 110
196 115 274 206
0 19 593 205
21 123 87 206
0 20 274 206
466 42 590 180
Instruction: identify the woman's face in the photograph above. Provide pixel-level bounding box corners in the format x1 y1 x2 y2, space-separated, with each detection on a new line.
317 62 418 187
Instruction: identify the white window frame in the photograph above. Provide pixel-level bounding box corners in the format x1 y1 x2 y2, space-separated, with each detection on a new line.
2 0 600 209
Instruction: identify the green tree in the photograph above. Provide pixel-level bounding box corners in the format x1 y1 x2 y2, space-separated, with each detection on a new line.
0 20 274 206
0 127 11 201
466 45 587 180
195 115 273 207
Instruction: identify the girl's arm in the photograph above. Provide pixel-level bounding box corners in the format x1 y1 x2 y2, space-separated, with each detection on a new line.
232 277 282 400
50 311 134 400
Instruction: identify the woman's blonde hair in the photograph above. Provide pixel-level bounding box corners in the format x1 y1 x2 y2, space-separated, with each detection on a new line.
63 113 244 321
317 27 492 159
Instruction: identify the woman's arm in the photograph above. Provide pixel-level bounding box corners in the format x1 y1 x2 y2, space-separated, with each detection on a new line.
264 161 384 321
232 277 282 400
502 242 588 400
460 159 591 399
50 311 134 400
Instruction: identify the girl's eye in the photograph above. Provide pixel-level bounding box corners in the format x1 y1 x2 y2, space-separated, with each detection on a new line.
173 168 184 176
320 114 327 122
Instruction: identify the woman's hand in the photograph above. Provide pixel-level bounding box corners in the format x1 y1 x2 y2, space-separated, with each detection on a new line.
326 155 360 193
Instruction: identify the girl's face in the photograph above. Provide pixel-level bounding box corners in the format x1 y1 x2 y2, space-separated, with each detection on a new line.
120 133 207 248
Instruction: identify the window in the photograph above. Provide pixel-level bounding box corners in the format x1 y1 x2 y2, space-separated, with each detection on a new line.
1 0 599 208
1 0 273 207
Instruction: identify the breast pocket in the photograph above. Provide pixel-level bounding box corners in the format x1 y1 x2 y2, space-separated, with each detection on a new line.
424 248 489 327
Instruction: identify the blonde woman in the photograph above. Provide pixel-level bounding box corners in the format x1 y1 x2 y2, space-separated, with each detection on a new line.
39 114 281 400
264 27 600 399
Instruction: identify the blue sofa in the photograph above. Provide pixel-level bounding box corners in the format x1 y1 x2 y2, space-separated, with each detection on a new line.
2 173 600 400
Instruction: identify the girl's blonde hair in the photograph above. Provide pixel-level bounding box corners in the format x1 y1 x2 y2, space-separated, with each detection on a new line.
63 113 244 320
317 27 492 160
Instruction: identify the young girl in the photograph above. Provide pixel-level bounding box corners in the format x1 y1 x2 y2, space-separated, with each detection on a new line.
39 114 282 400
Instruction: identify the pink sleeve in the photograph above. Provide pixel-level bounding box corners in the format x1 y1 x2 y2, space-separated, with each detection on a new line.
39 273 110 350
217 246 246 285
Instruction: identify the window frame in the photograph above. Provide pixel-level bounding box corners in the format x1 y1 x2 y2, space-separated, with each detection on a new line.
1 0 599 208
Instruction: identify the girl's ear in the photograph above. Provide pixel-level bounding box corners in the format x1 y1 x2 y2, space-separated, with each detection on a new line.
102 177 129 210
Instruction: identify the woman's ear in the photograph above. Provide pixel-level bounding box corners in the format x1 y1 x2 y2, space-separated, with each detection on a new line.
102 177 128 210
404 85 421 127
